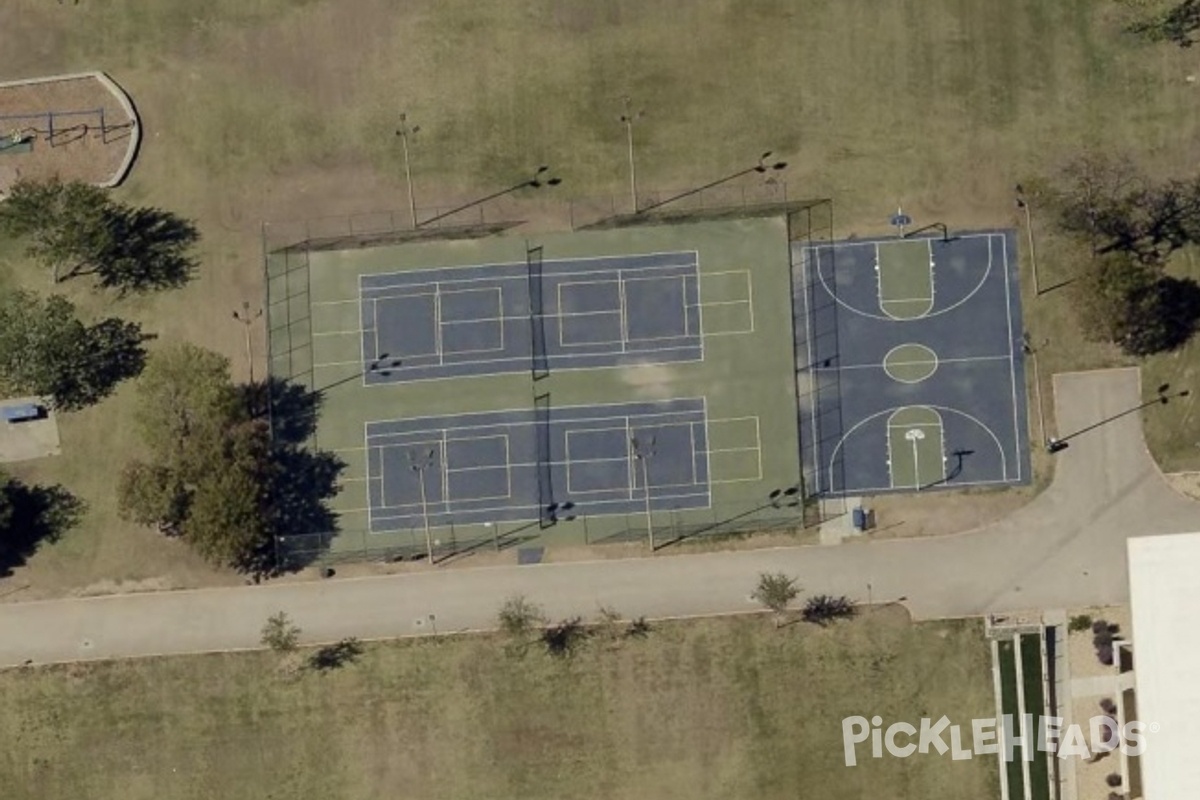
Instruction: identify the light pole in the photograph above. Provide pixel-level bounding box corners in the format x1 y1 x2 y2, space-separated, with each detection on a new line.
620 96 643 213
1015 185 1040 296
232 301 262 383
1047 385 1190 453
409 448 437 563
418 165 562 228
631 434 656 551
636 151 787 215
395 112 420 229
1022 334 1048 446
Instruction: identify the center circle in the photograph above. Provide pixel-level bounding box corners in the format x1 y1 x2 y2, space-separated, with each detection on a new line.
883 343 938 384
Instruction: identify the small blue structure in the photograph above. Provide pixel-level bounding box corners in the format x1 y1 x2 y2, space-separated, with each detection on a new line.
852 506 867 531
1 403 41 423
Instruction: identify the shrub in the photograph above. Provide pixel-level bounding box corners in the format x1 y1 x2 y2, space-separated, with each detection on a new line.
542 617 588 658
497 595 544 639
626 616 651 638
802 594 857 626
260 611 301 652
1069 614 1094 633
1106 773 1123 788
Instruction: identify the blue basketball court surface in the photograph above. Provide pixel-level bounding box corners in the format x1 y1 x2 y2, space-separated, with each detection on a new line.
794 230 1031 495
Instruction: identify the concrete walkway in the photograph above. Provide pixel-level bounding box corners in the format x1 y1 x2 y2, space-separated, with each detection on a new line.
0 368 1196 668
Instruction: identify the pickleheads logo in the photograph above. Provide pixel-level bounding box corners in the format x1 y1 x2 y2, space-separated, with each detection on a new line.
841 715 1157 766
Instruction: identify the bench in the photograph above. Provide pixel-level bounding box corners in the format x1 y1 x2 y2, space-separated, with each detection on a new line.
1 403 42 423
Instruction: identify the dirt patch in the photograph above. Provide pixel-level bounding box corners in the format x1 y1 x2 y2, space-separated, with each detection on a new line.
0 75 134 191
853 486 1036 540
1067 605 1130 680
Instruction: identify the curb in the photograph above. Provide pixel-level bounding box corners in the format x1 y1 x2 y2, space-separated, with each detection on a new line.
0 70 141 188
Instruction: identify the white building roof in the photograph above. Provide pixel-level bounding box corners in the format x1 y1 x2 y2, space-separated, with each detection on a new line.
1127 533 1200 800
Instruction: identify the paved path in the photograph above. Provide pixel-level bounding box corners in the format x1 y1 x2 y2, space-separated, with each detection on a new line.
0 368 1196 667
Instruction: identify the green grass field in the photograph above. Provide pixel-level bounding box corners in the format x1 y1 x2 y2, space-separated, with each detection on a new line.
1019 633 1050 800
0 612 998 800
997 639 1024 800
1 0 1199 591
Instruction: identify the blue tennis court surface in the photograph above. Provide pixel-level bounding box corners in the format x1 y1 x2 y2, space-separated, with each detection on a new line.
359 252 702 384
365 399 710 532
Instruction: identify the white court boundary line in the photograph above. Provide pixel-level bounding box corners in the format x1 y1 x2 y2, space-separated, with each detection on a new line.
826 404 1006 493
809 232 996 322
707 415 763 484
358 401 740 521
881 342 940 384
875 239 935 320
352 248 700 294
697 269 754 336
443 433 513 503
315 340 702 379
798 248 822 495
885 407 946 489
1001 234 1021 483
819 354 1010 373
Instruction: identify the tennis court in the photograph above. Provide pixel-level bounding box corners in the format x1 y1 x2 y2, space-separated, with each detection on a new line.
365 399 710 531
794 230 1031 495
266 215 803 560
357 252 702 383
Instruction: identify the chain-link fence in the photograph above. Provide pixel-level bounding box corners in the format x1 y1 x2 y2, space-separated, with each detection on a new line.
275 493 825 570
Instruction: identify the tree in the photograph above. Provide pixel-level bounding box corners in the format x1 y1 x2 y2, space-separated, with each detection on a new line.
0 177 112 283
0 290 147 410
752 572 800 625
116 461 189 532
0 176 198 292
132 343 242 469
1127 0 1200 47
183 420 274 571
1072 253 1200 355
261 611 301 652
119 346 343 574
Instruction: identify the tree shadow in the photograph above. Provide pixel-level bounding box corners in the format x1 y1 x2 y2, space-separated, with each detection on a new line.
1127 274 1200 355
242 376 321 445
268 447 344 544
94 206 199 296
0 479 86 577
306 637 363 672
229 378 344 575
59 318 151 410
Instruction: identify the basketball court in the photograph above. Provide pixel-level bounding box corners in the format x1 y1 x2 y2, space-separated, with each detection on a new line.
794 231 1031 496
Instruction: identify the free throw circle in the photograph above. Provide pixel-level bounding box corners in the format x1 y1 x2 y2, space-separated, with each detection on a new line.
883 343 938 384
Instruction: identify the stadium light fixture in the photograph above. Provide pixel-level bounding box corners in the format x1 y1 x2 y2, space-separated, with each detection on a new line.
395 112 421 229
231 301 263 383
620 96 644 212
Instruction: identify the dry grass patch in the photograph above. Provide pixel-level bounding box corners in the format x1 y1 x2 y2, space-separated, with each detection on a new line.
0 612 996 800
